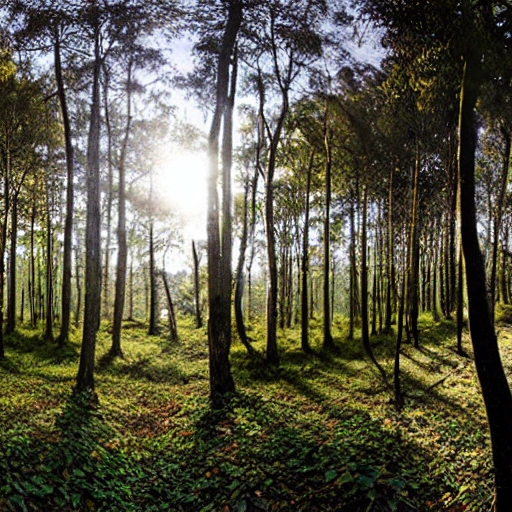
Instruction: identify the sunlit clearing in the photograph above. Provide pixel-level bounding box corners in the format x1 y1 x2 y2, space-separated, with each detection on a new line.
157 151 208 240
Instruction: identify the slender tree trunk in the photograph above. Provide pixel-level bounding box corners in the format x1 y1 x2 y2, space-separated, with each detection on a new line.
432 233 440 321
206 0 241 402
301 150 314 353
45 185 54 341
128 255 134 321
371 247 378 336
192 241 203 328
148 221 158 335
74 239 82 328
323 116 334 348
349 196 356 340
6 197 17 334
385 169 394 332
20 286 24 325
361 186 388 383
459 37 512 510
394 277 406 410
76 25 102 394
111 62 133 357
102 67 114 321
501 225 510 305
279 234 286 330
29 201 36 327
234 180 256 356
407 142 420 348
162 272 178 343
0 147 10 359
457 242 465 355
54 31 74 347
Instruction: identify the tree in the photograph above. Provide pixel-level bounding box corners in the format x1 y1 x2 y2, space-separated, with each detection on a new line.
361 0 512 505
243 0 327 364
205 0 242 402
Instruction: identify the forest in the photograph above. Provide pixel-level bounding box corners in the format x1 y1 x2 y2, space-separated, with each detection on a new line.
1 0 512 511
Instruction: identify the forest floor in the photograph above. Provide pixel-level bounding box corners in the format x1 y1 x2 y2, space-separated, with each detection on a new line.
0 313 508 511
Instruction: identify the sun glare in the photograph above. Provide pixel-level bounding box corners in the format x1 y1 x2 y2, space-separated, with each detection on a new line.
157 151 208 240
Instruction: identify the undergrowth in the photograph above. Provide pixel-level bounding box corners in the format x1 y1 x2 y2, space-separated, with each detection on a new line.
0 313 503 511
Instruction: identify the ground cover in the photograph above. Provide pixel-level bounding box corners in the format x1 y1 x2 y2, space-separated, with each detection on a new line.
0 314 505 511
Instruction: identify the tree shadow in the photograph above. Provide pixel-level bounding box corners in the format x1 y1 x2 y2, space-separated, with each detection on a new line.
4 329 79 364
96 354 192 385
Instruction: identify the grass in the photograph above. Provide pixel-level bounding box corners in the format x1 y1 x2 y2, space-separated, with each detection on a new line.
0 312 504 511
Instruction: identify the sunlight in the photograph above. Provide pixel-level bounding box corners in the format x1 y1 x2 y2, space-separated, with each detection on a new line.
157 151 208 216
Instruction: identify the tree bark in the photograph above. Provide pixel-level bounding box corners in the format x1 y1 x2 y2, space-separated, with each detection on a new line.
361 186 388 383
102 66 114 322
349 195 356 340
206 0 242 402
459 34 512 510
45 185 53 341
148 220 158 335
234 180 256 356
0 144 10 359
6 197 17 335
54 29 75 347
456 242 464 355
76 24 102 393
162 272 178 343
192 241 203 329
111 61 133 357
501 225 510 305
385 169 394 332
407 142 420 348
323 110 334 349
301 150 314 354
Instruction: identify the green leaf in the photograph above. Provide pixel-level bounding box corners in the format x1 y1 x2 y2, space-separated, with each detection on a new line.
325 469 337 483
337 471 354 485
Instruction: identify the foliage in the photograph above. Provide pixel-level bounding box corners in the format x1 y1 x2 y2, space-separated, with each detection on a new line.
0 316 499 511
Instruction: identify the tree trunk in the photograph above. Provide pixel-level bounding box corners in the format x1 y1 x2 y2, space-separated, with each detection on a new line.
148 221 158 335
162 272 178 343
76 25 102 394
459 37 512 510
501 225 510 305
192 241 203 328
361 186 388 383
206 0 241 402
0 146 10 359
457 242 464 355
407 142 420 348
394 277 406 410
54 31 75 347
6 197 17 335
45 185 54 342
74 238 82 328
111 62 133 357
29 201 36 327
234 180 256 356
385 169 394 332
128 255 134 321
371 248 378 336
323 112 334 349
301 150 314 354
102 66 114 321
349 195 356 339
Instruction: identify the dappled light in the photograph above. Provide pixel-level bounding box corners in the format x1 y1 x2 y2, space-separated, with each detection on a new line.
1 0 512 510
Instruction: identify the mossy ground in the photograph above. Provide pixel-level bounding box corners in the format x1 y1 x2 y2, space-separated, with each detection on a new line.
0 313 506 511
